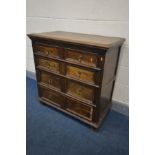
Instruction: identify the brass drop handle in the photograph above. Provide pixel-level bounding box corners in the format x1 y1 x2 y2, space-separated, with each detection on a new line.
77 88 82 95
45 51 49 55
78 55 83 62
77 71 81 77
101 57 103 61
47 62 50 68
48 79 52 85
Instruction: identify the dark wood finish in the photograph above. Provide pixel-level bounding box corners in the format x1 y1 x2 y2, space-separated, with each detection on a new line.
66 65 95 84
39 86 65 107
37 69 61 90
66 80 94 102
28 31 125 128
65 48 98 67
37 57 60 73
66 98 93 121
35 44 60 58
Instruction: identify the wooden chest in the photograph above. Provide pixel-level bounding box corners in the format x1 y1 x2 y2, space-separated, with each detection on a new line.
28 31 125 128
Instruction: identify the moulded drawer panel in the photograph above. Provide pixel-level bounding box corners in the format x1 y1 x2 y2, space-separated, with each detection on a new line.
40 87 64 107
66 65 95 83
66 98 93 121
39 71 61 90
66 49 98 67
67 81 94 102
37 58 59 72
35 44 60 58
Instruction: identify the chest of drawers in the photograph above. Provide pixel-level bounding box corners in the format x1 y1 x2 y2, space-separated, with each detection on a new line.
28 31 125 128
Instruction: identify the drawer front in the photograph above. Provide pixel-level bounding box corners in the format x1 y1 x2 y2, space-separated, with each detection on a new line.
66 65 95 83
38 58 59 72
66 98 93 121
35 44 59 57
66 49 98 67
40 87 64 107
39 71 61 90
67 81 94 102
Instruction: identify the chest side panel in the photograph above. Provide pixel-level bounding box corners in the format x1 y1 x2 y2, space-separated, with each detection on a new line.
100 47 120 108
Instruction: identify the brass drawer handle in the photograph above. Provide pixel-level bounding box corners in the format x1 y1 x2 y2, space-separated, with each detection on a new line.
101 57 103 61
46 62 50 68
78 55 83 62
90 57 93 62
77 71 82 77
77 88 82 95
48 79 53 85
45 51 49 55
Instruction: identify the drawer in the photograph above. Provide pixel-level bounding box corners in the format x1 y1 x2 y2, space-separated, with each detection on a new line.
35 44 60 58
66 81 94 102
37 57 59 72
66 98 93 121
66 65 95 83
40 87 64 107
66 49 98 67
39 70 61 90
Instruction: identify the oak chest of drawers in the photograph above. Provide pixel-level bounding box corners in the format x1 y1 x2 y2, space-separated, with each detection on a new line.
28 31 125 128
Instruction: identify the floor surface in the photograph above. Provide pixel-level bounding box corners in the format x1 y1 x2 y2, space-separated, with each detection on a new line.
26 77 129 155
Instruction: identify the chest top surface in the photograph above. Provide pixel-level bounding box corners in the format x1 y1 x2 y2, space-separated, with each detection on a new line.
28 31 125 49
